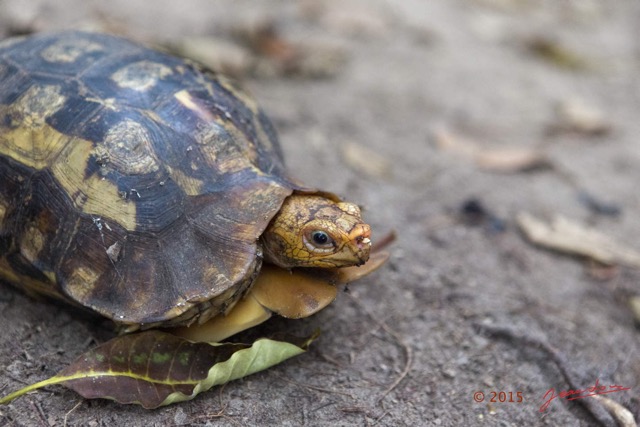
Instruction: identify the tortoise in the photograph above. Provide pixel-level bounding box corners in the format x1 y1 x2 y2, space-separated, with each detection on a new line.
0 31 385 343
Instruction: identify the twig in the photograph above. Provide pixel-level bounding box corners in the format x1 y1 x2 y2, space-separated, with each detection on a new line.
29 399 48 427
271 372 354 398
372 230 397 253
192 402 243 427
375 321 413 405
475 323 617 427
340 405 390 426
63 401 82 427
346 294 413 405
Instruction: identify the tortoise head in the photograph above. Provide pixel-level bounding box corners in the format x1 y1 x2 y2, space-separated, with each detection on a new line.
262 194 371 268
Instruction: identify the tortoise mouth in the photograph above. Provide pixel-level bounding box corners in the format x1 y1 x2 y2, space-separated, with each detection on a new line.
346 223 372 265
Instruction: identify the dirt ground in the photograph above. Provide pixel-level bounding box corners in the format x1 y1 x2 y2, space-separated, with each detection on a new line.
1 1 639 426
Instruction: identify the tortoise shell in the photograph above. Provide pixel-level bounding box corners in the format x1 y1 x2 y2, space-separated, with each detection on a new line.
0 31 307 329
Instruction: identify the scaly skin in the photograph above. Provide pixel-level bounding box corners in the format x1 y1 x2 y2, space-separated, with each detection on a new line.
261 194 371 268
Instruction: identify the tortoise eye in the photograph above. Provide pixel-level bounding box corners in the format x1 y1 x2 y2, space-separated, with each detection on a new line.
312 231 330 245
304 230 335 252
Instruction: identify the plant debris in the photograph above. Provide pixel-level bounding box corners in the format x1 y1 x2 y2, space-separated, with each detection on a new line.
517 212 640 268
591 395 637 427
578 191 621 217
234 19 347 78
475 323 624 427
0 330 315 408
628 296 640 324
526 37 592 71
433 128 550 173
458 198 506 232
167 37 253 78
341 142 392 178
550 99 612 136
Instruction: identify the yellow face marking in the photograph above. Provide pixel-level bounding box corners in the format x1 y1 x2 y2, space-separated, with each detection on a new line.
262 194 371 268
100 119 159 175
111 60 173 91
0 84 69 169
41 39 103 63
51 137 138 230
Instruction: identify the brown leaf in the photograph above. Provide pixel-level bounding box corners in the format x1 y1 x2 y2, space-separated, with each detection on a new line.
552 99 612 136
0 330 312 408
341 142 392 178
434 128 549 172
233 18 346 78
517 212 640 268
167 37 252 78
526 37 592 71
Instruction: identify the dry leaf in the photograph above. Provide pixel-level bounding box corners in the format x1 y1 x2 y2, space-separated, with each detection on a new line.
475 148 550 172
168 37 252 77
526 37 591 71
553 99 612 136
591 395 637 427
301 0 391 37
233 18 346 78
434 128 549 172
341 142 392 178
517 212 640 268
0 331 314 408
629 296 640 324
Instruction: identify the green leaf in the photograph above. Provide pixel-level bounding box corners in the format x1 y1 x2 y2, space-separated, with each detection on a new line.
0 330 315 408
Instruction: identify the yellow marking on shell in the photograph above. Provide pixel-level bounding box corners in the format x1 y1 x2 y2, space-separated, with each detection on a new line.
111 60 173 91
65 266 101 301
85 96 119 111
210 124 258 174
0 36 25 50
216 75 259 112
202 266 232 292
40 39 103 63
0 257 60 301
165 165 204 195
0 199 6 229
175 90 216 122
19 225 45 264
213 76 277 156
51 136 138 231
0 84 70 169
100 118 159 175
43 270 56 283
175 89 258 174
14 83 64 123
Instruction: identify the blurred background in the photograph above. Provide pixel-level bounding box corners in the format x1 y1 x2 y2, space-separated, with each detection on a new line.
1 1 639 425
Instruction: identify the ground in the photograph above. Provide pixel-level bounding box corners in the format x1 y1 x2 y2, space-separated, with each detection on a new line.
1 1 639 426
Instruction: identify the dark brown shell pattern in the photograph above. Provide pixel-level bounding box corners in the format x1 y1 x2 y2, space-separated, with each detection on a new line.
0 31 298 329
